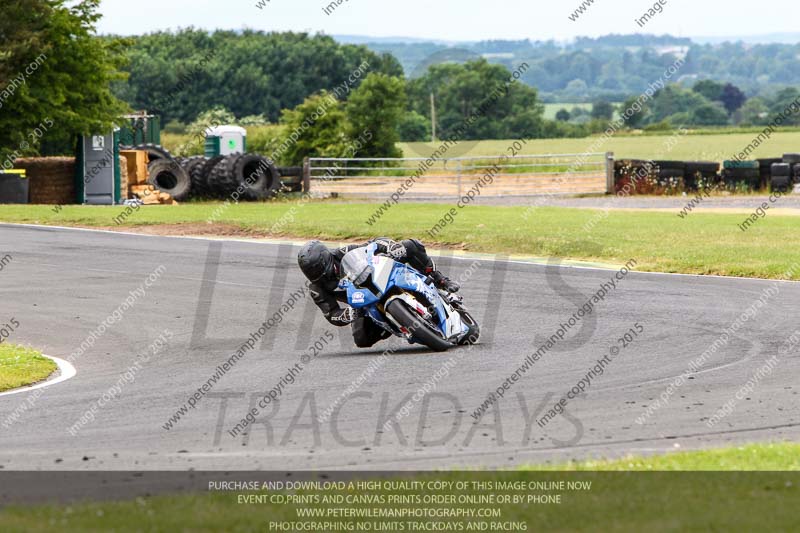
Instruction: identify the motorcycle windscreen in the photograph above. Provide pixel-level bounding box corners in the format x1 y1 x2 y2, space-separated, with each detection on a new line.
370 256 395 293
341 246 372 285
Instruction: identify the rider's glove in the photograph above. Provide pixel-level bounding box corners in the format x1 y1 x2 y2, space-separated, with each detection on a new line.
385 242 407 260
331 307 358 325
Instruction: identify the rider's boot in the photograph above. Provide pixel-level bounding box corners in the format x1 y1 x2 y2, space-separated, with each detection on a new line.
431 270 460 293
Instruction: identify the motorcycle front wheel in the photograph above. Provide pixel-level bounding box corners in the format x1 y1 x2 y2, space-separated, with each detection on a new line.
457 309 480 345
386 300 453 352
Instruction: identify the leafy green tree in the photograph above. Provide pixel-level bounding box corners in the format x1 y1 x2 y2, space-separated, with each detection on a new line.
691 103 730 126
692 80 724 102
115 30 402 124
397 111 430 142
555 108 571 121
620 96 647 128
0 0 129 161
648 84 710 124
277 92 350 165
406 59 544 140
768 88 800 125
591 100 615 120
345 73 405 158
738 97 769 125
562 79 589 100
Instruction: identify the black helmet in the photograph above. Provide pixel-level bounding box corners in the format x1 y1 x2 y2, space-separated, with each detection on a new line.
297 240 335 283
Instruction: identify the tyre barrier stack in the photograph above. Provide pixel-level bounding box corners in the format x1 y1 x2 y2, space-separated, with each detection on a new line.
119 144 291 201
722 160 761 189
771 163 792 192
614 153 800 194
783 153 800 186
684 161 720 190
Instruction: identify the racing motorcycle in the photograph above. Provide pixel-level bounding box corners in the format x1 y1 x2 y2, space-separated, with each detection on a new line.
339 243 480 352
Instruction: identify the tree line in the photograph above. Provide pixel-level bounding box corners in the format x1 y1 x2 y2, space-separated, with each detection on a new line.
2 2 800 167
368 35 800 103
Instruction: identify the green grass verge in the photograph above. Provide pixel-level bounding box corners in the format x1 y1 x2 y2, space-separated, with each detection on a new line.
528 442 800 471
1 444 798 532
2 203 799 280
0 344 56 393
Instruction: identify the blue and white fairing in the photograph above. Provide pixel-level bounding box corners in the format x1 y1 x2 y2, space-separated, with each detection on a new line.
339 244 468 343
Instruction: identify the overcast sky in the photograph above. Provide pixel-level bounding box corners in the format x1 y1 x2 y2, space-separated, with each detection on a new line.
96 0 798 42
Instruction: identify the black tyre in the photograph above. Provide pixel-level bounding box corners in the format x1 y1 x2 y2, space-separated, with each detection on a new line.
208 162 237 197
386 299 452 352
685 161 719 174
199 155 227 196
229 153 280 199
723 169 760 190
771 163 791 177
772 175 791 192
758 158 783 169
783 153 800 164
658 168 685 179
654 161 686 171
215 154 242 194
182 156 208 195
134 143 172 163
147 159 191 201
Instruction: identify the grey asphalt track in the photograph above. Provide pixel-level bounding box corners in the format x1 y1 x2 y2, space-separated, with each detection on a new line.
1 223 798 471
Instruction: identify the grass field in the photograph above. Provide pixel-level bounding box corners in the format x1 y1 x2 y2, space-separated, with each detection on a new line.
162 125 800 162
2 444 798 532
0 344 56 393
1 203 799 280
401 130 800 161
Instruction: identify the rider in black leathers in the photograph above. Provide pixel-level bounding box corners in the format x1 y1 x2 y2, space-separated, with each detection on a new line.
297 238 459 347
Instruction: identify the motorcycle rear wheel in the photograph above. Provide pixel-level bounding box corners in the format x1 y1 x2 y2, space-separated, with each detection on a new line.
386 300 453 352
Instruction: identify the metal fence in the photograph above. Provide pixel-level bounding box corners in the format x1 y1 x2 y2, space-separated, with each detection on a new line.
303 152 614 198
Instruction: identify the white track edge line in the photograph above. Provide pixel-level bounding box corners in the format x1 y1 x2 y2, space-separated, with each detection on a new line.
0 354 76 398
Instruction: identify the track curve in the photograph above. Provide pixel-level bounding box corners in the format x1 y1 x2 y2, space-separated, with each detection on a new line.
0 224 798 470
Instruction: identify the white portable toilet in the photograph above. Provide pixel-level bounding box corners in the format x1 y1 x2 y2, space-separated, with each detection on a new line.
204 125 247 157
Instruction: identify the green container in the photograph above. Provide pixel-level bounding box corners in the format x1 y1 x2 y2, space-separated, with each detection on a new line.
204 135 221 158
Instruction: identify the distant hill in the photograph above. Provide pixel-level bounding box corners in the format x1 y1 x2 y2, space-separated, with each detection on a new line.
334 34 800 102
692 32 800 44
